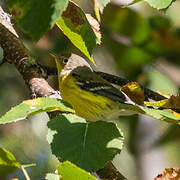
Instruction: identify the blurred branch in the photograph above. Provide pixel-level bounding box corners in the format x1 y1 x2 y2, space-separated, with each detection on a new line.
155 59 180 86
96 161 127 180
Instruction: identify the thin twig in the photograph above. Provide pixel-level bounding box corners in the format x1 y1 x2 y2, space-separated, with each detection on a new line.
39 64 57 76
21 165 31 180
22 163 36 168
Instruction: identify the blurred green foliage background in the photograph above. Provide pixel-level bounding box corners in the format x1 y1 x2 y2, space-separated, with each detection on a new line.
0 0 180 179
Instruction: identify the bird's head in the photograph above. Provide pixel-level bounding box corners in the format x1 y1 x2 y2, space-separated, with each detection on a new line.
52 53 92 76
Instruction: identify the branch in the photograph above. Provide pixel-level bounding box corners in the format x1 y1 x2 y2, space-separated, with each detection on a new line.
96 162 127 180
0 6 58 98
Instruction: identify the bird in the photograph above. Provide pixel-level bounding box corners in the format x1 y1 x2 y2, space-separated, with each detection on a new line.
54 53 144 121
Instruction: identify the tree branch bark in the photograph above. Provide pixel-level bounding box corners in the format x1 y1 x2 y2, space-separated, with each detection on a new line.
0 6 56 98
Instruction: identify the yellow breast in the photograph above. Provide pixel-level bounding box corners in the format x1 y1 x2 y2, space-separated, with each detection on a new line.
59 74 120 121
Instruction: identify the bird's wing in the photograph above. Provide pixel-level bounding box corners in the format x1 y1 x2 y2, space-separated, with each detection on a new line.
71 66 133 105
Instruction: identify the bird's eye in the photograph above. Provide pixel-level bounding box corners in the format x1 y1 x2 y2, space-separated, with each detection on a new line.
62 58 68 64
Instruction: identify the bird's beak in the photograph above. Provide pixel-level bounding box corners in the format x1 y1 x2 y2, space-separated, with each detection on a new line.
50 53 64 74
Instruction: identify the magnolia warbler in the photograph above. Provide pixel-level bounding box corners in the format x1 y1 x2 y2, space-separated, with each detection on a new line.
54 53 143 121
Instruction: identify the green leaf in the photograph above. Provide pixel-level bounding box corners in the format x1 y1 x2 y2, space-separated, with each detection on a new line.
145 0 175 10
148 69 178 95
7 0 69 40
122 0 143 8
56 1 98 63
144 95 180 109
97 0 111 12
47 114 124 172
0 148 21 175
0 98 73 124
141 107 180 124
46 173 60 180
57 161 97 180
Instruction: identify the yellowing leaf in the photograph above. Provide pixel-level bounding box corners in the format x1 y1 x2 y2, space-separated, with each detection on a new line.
145 94 180 109
85 14 101 44
0 98 73 124
57 161 97 180
121 82 145 104
154 168 180 180
56 1 98 63
169 95 180 109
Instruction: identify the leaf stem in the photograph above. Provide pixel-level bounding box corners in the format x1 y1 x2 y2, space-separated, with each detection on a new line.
22 163 36 168
21 164 34 180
